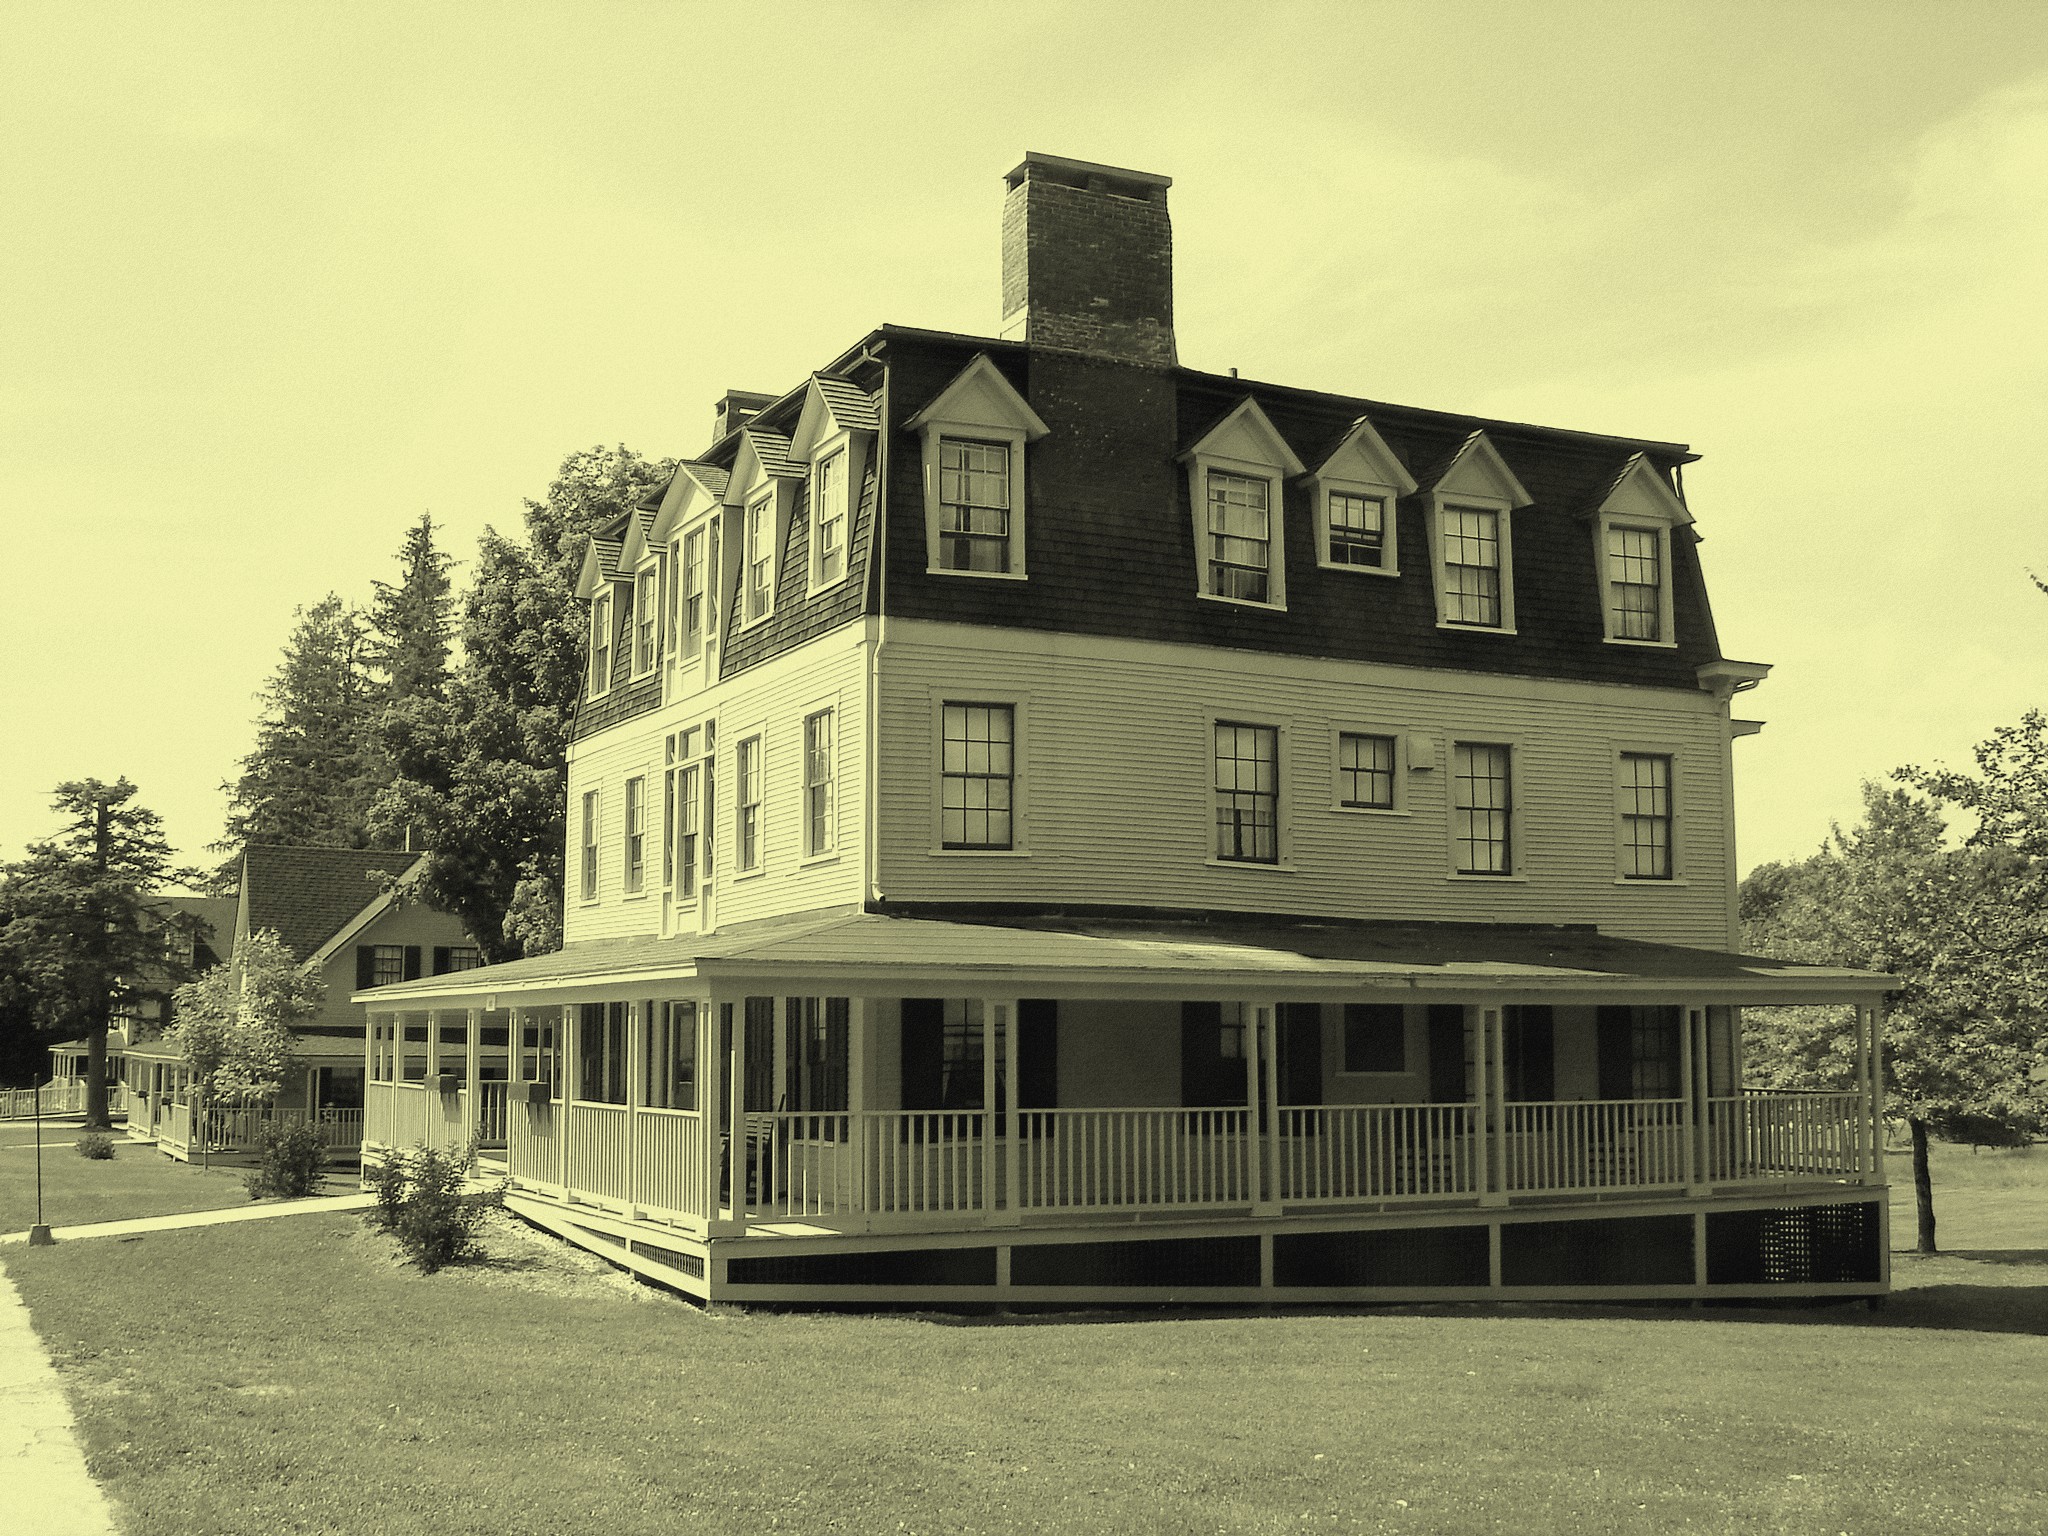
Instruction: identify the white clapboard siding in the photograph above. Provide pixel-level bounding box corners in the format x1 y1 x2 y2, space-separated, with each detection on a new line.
565 624 870 943
876 620 1737 949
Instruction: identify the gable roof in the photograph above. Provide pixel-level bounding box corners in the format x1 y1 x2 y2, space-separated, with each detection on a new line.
239 846 424 964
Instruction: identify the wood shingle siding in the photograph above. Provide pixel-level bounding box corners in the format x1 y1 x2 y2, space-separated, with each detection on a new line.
876 619 1733 949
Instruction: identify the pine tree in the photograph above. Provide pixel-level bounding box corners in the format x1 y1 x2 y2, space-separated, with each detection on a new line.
367 513 455 706
221 594 380 857
0 780 188 1126
373 446 674 961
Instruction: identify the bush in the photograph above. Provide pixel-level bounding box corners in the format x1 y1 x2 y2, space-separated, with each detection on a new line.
74 1132 115 1160
364 1143 502 1273
243 1119 327 1199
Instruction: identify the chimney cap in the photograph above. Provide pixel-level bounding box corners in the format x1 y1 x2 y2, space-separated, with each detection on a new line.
1004 152 1172 198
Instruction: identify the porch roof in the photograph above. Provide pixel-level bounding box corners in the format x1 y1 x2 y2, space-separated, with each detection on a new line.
354 910 1893 1008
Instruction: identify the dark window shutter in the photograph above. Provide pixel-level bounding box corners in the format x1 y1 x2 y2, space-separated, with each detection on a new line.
1506 1005 1555 1102
1597 1006 1635 1101
402 946 422 981
824 998 850 1114
744 997 775 1113
432 946 451 975
1180 1001 1237 1108
1018 999 1058 1110
784 998 803 1111
355 947 375 990
1426 1004 1467 1103
900 998 945 1112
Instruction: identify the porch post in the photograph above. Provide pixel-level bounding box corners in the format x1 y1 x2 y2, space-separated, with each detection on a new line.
626 1000 645 1217
1869 999 1888 1187
559 1003 578 1202
465 1007 483 1148
1241 1004 1262 1208
1852 1003 1874 1181
728 994 750 1228
1681 1005 1705 1193
1003 998 1021 1223
363 1008 376 1144
1258 1003 1282 1213
425 1008 441 1081
1473 1006 1502 1207
981 1000 999 1222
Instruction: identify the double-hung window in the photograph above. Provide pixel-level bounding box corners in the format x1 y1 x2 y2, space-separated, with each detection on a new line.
1441 508 1503 627
736 735 762 872
1337 732 1396 810
646 1001 697 1110
939 439 1012 573
1607 526 1663 641
681 527 708 653
589 592 612 695
803 709 835 857
940 703 1014 850
634 568 657 674
1205 472 1273 603
1327 491 1388 568
744 494 774 623
1214 722 1279 864
812 450 848 585
670 760 701 898
580 789 600 900
623 776 646 894
1619 752 1674 879
1452 742 1513 875
366 944 406 988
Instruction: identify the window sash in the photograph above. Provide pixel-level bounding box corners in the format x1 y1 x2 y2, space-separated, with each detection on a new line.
1214 721 1278 863
580 790 599 899
1452 743 1512 874
1338 732 1396 809
804 710 835 856
681 528 707 652
646 1001 697 1111
1442 507 1502 626
672 763 700 898
938 439 1012 573
635 570 657 671
624 776 645 892
814 451 847 584
940 703 1014 849
368 945 405 988
1327 491 1386 567
1206 472 1271 603
737 736 762 870
1608 525 1663 640
1619 752 1674 879
746 497 773 620
590 594 611 691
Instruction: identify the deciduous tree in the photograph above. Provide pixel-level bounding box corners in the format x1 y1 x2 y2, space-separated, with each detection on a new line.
166 929 322 1106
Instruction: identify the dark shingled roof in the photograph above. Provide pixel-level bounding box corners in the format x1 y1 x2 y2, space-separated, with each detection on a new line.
742 426 805 479
813 374 881 432
240 845 421 963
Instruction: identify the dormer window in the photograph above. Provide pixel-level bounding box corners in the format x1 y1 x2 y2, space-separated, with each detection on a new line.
1423 431 1532 635
589 591 612 696
744 492 774 623
907 353 1048 582
1592 454 1688 648
633 567 658 675
1309 415 1414 578
681 525 709 653
1180 397 1303 611
812 449 848 586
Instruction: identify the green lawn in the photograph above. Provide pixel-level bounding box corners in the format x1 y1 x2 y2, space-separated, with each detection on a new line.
6 1141 2045 1536
0 1119 353 1233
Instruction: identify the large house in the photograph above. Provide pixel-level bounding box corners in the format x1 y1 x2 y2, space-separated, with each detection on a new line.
357 155 1892 1306
126 845 480 1161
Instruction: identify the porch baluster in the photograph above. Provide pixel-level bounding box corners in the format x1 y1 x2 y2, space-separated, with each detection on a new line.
466 1007 483 1153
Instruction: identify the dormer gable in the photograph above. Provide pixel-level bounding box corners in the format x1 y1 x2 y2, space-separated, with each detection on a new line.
722 426 805 506
1592 452 1692 528
1592 454 1691 648
905 353 1049 441
1423 430 1533 508
617 506 659 570
788 374 882 459
1179 397 1303 609
574 533 626 601
790 377 879 594
648 461 729 547
1422 432 1532 634
1306 415 1416 577
724 427 803 627
907 354 1048 581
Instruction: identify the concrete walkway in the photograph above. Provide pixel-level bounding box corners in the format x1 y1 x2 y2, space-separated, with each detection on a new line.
0 1265 120 1535
0 1192 375 1248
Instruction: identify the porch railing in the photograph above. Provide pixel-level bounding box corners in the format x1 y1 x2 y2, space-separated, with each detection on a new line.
476 1081 510 1147
1707 1090 1867 1182
634 1108 706 1220
566 1101 632 1205
506 1096 558 1191
195 1106 365 1155
1277 1104 1479 1202
1502 1099 1689 1193
1018 1108 1253 1211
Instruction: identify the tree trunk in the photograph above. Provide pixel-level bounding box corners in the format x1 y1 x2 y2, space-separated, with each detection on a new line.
1909 1115 1937 1255
83 1018 111 1130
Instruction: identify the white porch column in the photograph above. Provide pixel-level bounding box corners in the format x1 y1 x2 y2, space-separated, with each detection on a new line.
1680 1005 1703 1193
1241 1004 1262 1207
982 999 1018 1225
1257 1004 1282 1213
425 1008 442 1080
559 1003 578 1201
465 1008 483 1147
1852 1003 1874 1181
1474 1006 1502 1207
1003 999 1021 1223
1869 999 1888 1187
728 996 751 1229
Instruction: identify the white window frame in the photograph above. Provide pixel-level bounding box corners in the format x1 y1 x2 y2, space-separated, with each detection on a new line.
631 566 658 679
1209 717 1291 869
1309 416 1414 577
734 731 764 876
802 707 837 860
742 491 776 627
579 788 600 903
1593 454 1689 649
1430 496 1516 633
1446 738 1525 881
906 353 1048 582
1180 398 1303 612
1330 725 1406 815
622 774 647 896
588 591 613 698
932 695 1024 856
662 538 681 663
1614 745 1686 884
679 522 712 657
807 444 853 594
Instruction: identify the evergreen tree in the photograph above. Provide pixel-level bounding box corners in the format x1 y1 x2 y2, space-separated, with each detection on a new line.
0 780 189 1126
373 445 674 961
367 512 455 706
1740 784 2047 1253
221 594 380 858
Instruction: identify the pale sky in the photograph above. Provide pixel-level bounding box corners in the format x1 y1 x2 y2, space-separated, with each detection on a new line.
3 1 2045 882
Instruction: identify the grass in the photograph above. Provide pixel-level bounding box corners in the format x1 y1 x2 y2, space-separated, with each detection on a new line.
0 1118 352 1233
4 1140 2044 1535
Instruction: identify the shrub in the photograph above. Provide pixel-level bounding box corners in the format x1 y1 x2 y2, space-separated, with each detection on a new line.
365 1143 502 1273
74 1132 115 1160
243 1119 327 1199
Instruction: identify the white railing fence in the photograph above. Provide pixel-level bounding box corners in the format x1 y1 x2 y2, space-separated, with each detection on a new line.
1018 1108 1252 1211
1502 1098 1689 1193
1277 1104 1478 1202
1708 1090 1867 1182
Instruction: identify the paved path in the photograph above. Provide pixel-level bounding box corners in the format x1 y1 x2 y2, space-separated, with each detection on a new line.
0 1265 120 1535
0 1192 375 1247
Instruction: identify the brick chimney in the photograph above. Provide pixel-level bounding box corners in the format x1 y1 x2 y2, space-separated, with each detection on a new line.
712 389 777 444
1000 152 1176 368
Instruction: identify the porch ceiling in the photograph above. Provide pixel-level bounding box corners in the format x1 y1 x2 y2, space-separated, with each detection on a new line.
353 910 1893 1008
